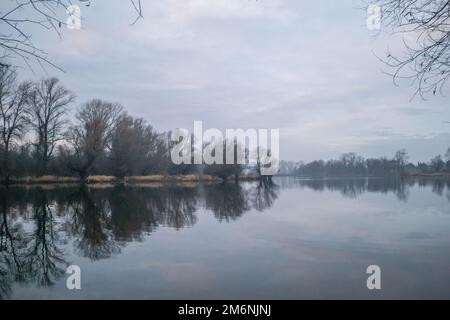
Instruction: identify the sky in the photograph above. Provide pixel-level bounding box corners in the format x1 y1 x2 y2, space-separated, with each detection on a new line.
11 0 450 163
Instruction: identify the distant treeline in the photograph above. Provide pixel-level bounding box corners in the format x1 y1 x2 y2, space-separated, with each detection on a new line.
0 66 252 183
278 149 450 177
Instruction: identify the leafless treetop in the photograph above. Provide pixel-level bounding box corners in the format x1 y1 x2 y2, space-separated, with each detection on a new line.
370 0 450 98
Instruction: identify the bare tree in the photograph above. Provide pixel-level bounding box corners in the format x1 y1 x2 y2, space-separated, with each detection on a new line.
394 148 409 175
0 65 31 181
109 114 167 177
0 0 143 69
28 77 75 175
431 154 445 172
369 0 450 98
66 99 123 180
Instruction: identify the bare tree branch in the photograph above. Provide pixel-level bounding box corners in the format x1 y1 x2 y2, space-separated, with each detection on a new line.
0 0 143 70
368 0 450 98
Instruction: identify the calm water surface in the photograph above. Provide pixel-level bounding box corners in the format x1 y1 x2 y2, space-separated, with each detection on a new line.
1 177 450 299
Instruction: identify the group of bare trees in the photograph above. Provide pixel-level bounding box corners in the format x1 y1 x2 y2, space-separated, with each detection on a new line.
0 65 74 181
0 65 172 182
0 64 249 183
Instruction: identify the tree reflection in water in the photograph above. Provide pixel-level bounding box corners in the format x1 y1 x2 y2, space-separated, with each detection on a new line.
276 176 450 201
0 189 68 299
25 190 67 287
0 180 278 298
1 177 450 298
0 191 27 299
205 183 250 221
65 187 121 261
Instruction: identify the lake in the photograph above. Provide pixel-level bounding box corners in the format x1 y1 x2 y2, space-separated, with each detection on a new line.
1 177 450 299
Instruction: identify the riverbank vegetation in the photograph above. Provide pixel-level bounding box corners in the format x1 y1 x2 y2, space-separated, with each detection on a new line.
278 149 450 178
0 66 262 184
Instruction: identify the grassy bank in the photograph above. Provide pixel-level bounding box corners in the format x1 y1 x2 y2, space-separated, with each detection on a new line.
405 172 450 178
1 174 226 185
1 174 263 186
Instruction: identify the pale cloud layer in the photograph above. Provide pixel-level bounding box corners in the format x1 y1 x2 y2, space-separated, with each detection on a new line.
15 0 450 162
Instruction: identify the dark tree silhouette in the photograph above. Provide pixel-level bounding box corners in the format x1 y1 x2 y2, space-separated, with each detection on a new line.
27 77 75 175
109 114 168 177
0 65 31 181
66 99 123 180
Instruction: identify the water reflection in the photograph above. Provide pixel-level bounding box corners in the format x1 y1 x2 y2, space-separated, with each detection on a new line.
277 176 450 201
0 190 68 299
1 177 450 299
0 181 278 298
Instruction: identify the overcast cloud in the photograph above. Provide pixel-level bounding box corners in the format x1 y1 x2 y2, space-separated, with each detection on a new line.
15 0 450 162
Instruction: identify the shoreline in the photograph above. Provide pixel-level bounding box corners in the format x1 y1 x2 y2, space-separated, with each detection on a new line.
405 173 450 178
0 174 262 186
4 173 447 186
275 174 450 179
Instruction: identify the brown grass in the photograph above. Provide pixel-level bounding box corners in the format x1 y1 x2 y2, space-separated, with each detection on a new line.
85 175 118 184
125 175 222 183
11 175 80 184
125 175 166 183
4 174 234 186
